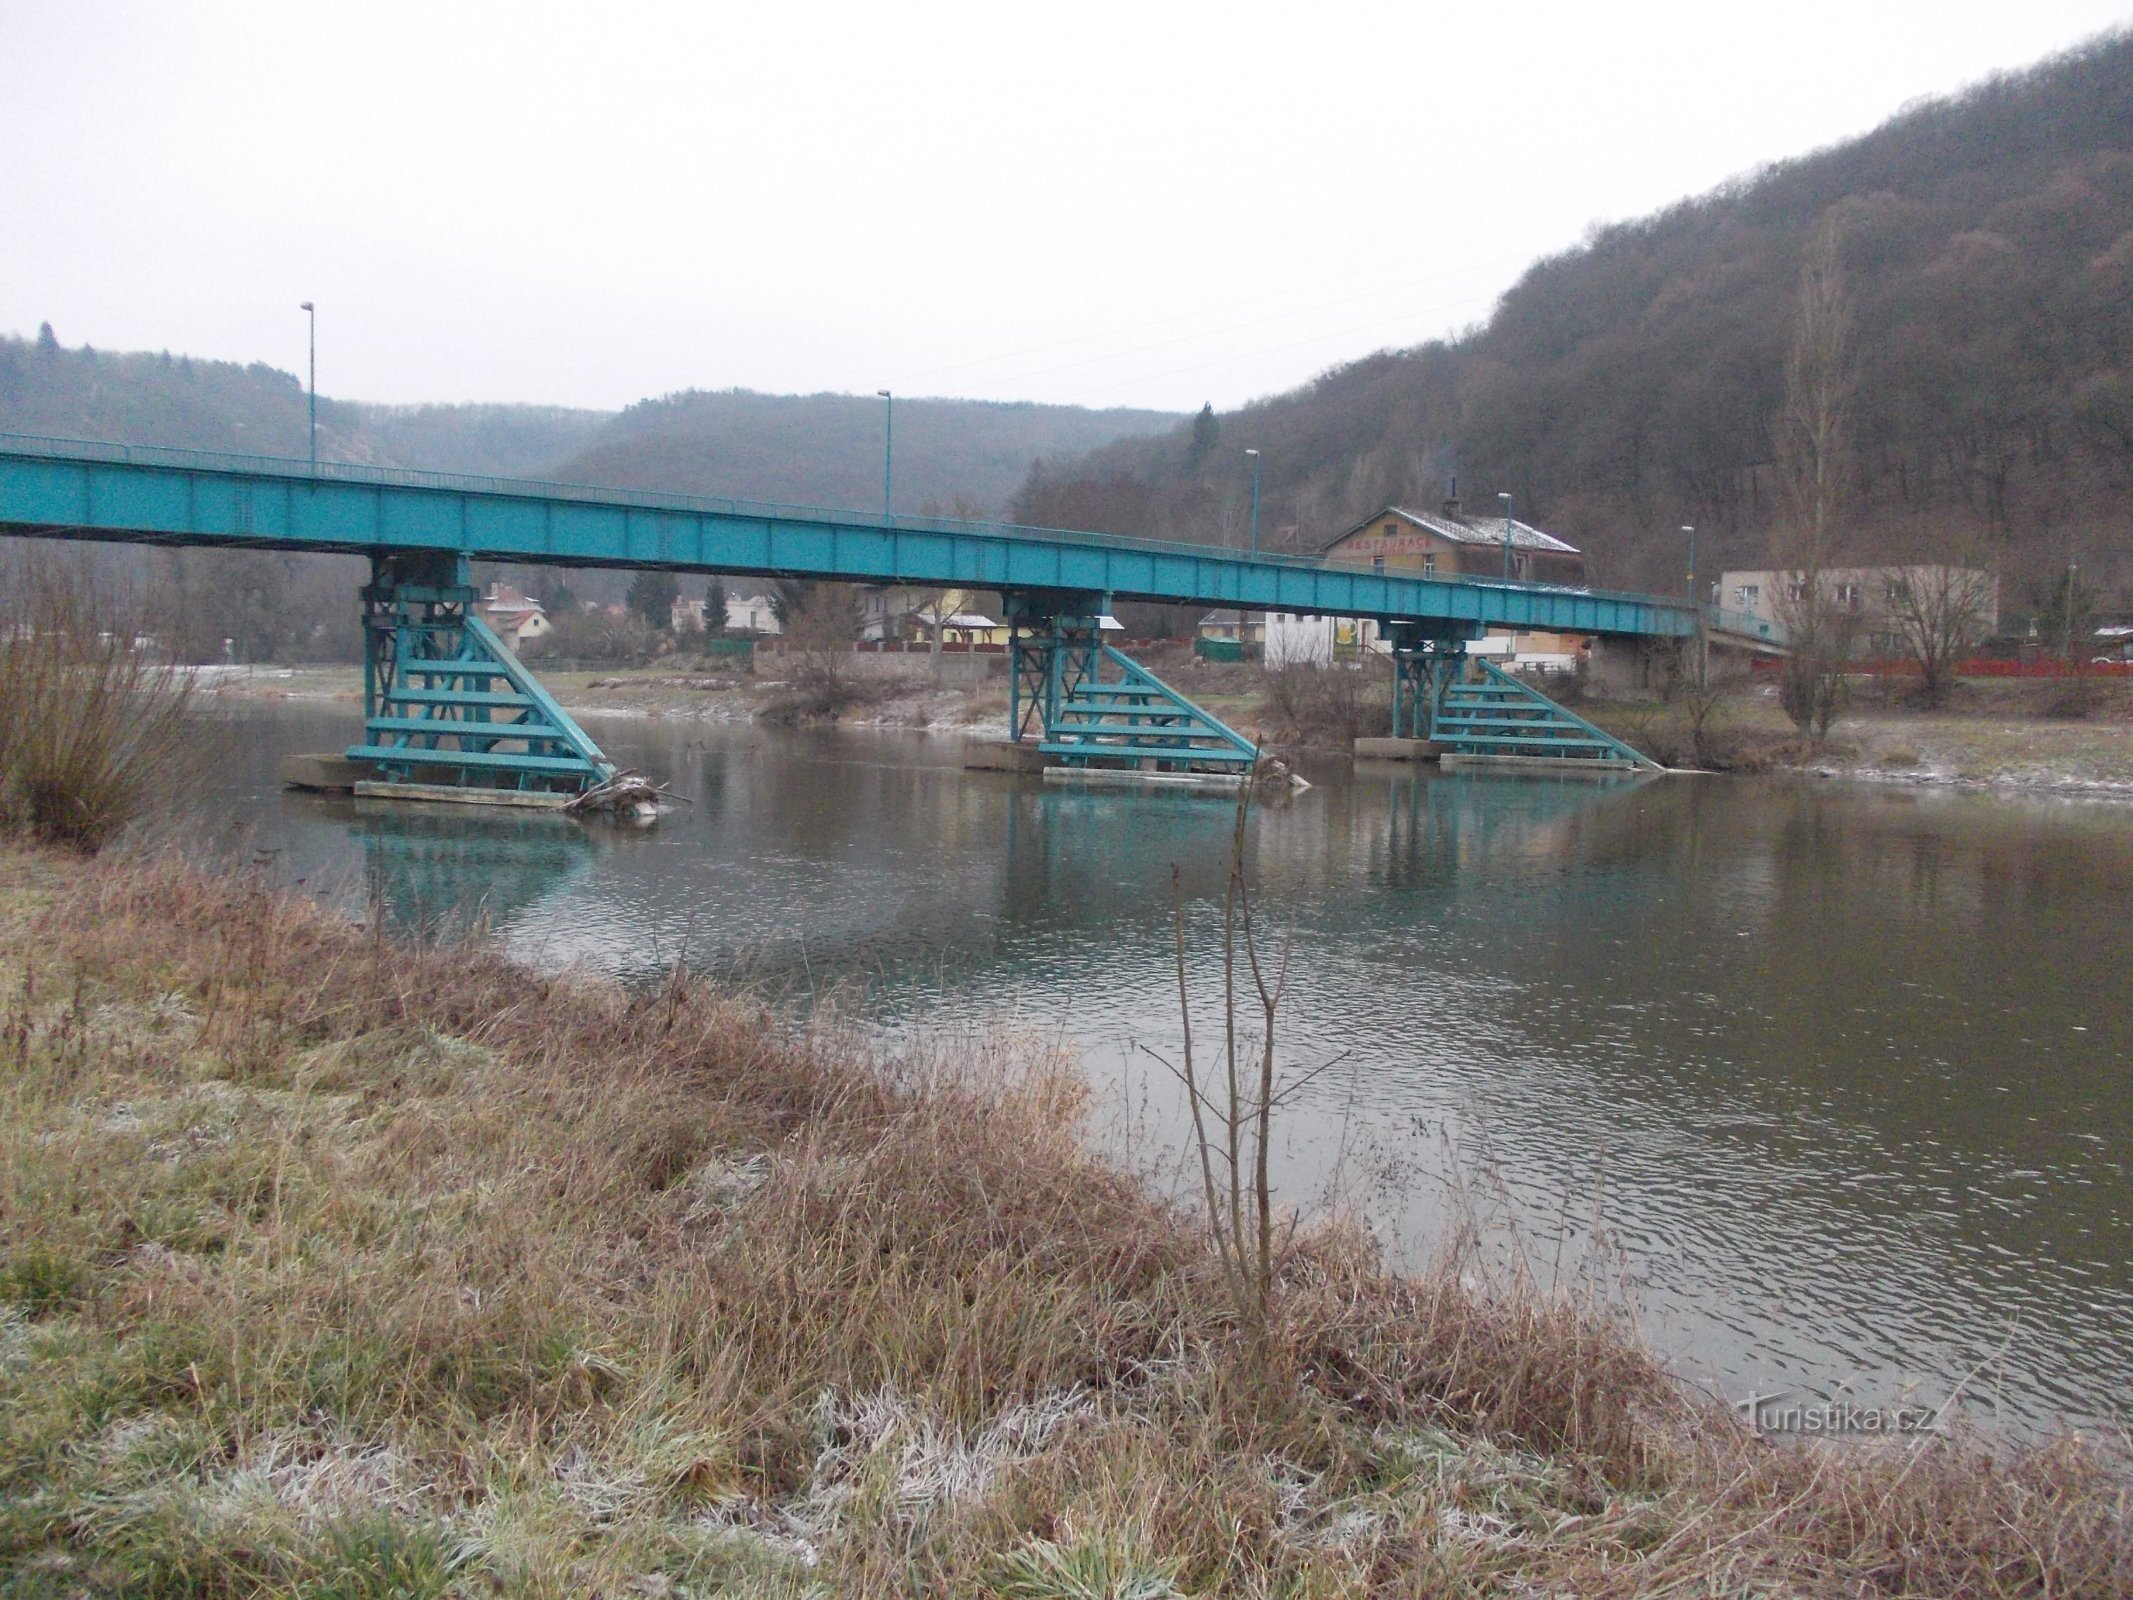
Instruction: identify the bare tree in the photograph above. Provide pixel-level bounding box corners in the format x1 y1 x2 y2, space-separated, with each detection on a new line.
1772 216 1859 743
920 585 962 677
768 581 866 720
1885 562 1995 706
1153 771 1346 1341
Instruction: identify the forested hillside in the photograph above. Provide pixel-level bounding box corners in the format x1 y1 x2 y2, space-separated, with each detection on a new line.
0 332 613 475
551 388 1176 515
1014 32 2133 618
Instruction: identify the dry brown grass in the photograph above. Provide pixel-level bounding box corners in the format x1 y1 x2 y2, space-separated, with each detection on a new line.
0 845 2125 1597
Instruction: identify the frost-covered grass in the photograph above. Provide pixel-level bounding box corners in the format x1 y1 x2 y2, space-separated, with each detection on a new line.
0 845 2125 1596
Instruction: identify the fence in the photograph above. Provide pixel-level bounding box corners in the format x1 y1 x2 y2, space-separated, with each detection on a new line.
1749 655 2133 678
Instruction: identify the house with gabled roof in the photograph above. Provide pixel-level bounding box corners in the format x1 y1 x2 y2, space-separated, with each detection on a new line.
1321 489 1588 588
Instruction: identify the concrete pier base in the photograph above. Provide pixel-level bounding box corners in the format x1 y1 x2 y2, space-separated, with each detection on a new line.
281 754 375 793
1042 767 1245 794
1440 753 1646 779
1352 737 1441 762
962 739 1049 775
353 781 573 809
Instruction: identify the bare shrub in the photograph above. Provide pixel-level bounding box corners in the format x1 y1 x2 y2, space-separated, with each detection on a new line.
0 555 197 851
2042 667 2104 720
1259 664 1380 745
759 581 883 723
520 604 658 664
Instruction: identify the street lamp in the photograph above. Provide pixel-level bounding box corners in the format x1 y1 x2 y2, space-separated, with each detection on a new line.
876 390 893 519
1682 525 1697 606
299 301 316 472
1244 448 1262 555
1497 491 1514 580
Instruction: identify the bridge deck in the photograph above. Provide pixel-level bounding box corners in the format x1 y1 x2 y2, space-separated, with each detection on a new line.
0 434 1702 640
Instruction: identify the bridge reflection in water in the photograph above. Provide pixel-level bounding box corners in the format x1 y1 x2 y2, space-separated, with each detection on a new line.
345 802 605 942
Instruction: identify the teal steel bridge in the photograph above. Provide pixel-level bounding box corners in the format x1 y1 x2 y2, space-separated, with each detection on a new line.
0 433 1707 789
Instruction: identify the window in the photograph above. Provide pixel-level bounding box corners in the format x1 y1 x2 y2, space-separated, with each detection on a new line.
1372 556 1386 574
1885 578 1911 604
1786 580 1807 604
1741 584 1760 606
1422 552 1436 574
1382 522 1397 537
1837 583 1863 610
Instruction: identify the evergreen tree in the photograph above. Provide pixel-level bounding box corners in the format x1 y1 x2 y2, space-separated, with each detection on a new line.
35 322 58 354
1187 403 1220 472
626 568 679 631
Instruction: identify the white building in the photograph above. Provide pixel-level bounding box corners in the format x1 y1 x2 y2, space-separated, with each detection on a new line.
1263 612 1336 668
724 593 783 635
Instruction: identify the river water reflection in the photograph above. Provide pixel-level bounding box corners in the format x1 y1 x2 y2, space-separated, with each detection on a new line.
198 703 2132 1436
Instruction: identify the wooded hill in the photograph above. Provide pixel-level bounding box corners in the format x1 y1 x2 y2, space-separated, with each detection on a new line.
0 333 612 477
549 388 1175 516
1013 31 2133 621
0 334 1175 514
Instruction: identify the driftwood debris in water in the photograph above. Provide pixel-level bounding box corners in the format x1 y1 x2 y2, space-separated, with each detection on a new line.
564 769 688 820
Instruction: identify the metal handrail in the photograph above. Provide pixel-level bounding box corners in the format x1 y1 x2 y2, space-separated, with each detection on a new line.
0 430 1699 621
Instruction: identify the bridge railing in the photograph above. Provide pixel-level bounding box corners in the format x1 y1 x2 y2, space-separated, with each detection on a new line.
0 430 1696 622
1703 604 1788 645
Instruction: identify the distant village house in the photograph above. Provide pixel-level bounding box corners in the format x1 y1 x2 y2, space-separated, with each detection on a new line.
724 592 782 635
1313 493 1594 667
1321 494 1588 587
857 585 1010 647
473 583 549 649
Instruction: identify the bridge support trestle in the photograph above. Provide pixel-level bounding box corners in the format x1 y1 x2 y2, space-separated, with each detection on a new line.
345 552 616 795
1003 589 1257 773
1384 622 1481 742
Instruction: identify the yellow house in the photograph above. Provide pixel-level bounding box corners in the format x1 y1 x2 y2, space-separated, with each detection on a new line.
914 606 1009 648
1196 609 1265 645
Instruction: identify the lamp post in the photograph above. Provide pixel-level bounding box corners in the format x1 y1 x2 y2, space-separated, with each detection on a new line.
876 390 893 518
1683 525 1704 686
2065 558 2079 666
299 301 316 472
1244 448 1262 555
1497 491 1514 580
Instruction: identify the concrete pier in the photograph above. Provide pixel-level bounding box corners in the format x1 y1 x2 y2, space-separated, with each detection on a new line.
1440 752 1645 778
1041 767 1245 794
1352 737 1441 762
280 754 374 793
962 739 1049 775
352 781 573 809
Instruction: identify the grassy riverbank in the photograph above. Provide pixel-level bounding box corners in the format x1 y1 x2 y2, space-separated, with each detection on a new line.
1 844 2127 1596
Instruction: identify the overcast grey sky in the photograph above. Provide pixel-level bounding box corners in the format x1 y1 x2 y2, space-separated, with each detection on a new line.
4 1 2128 415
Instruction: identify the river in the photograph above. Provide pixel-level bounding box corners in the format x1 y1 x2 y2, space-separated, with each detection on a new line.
188 701 2131 1438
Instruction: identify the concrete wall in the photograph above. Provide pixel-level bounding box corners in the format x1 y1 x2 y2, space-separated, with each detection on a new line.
769 650 1002 687
1587 636 1660 696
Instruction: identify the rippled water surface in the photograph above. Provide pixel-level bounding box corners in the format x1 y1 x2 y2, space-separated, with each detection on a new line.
198 703 2133 1434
